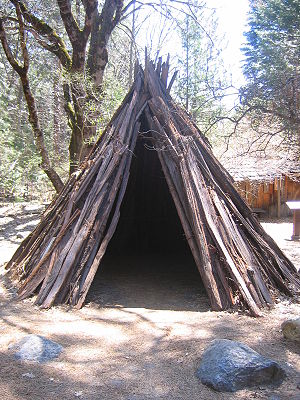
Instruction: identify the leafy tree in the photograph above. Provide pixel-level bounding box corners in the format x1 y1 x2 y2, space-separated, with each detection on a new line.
0 66 56 199
175 1 227 136
0 18 129 199
241 0 300 146
0 2 70 198
0 0 212 194
0 1 65 191
0 0 134 188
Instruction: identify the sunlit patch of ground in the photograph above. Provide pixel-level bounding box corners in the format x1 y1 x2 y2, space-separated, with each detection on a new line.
0 202 45 266
261 219 300 271
0 204 299 400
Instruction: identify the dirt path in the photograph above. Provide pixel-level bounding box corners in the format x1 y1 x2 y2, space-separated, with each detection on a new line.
261 218 300 269
0 203 299 400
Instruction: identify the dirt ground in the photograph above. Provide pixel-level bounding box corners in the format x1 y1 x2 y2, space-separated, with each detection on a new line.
0 203 299 400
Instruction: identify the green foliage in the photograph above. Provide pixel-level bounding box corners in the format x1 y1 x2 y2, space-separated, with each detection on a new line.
96 75 128 134
175 3 227 137
95 26 132 135
0 1 131 199
241 0 300 138
0 0 236 198
0 76 49 200
0 43 69 200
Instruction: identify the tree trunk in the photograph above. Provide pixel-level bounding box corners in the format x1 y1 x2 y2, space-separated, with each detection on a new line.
53 67 62 164
20 74 64 193
2 0 124 180
0 10 64 193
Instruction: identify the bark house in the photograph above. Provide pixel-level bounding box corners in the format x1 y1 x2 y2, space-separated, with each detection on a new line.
222 157 300 218
6 60 300 317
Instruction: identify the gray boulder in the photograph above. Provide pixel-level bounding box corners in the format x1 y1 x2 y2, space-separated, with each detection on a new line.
11 334 63 363
197 339 286 392
281 318 300 342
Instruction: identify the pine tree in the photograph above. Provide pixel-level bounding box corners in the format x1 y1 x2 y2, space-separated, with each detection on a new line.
175 3 226 136
241 0 300 141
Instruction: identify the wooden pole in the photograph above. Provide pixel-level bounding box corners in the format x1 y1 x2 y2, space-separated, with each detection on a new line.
293 210 300 239
277 178 281 218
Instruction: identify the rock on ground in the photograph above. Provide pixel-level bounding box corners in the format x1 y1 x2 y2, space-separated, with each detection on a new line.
11 334 63 363
197 339 286 392
281 318 300 342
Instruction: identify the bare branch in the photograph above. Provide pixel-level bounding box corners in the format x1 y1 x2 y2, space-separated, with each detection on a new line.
13 0 28 71
10 0 72 69
0 4 64 192
81 0 98 42
57 0 80 44
0 17 23 74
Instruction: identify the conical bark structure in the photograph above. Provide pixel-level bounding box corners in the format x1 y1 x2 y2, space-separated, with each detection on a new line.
6 59 300 316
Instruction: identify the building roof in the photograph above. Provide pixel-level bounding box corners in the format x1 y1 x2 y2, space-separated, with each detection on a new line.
220 156 300 183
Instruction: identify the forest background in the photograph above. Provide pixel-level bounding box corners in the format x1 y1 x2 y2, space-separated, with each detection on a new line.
0 0 299 201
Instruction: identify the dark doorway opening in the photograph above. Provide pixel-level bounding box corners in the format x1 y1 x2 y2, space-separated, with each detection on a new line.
107 133 191 256
86 131 208 311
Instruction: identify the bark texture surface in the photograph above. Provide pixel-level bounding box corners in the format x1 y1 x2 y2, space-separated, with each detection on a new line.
6 59 300 315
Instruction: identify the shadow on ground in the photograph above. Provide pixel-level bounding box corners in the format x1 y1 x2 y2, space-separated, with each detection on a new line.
0 203 44 244
0 204 299 400
86 254 210 312
0 280 299 400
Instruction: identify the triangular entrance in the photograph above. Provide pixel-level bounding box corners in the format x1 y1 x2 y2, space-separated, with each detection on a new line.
107 131 191 255
6 59 299 316
86 132 207 311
